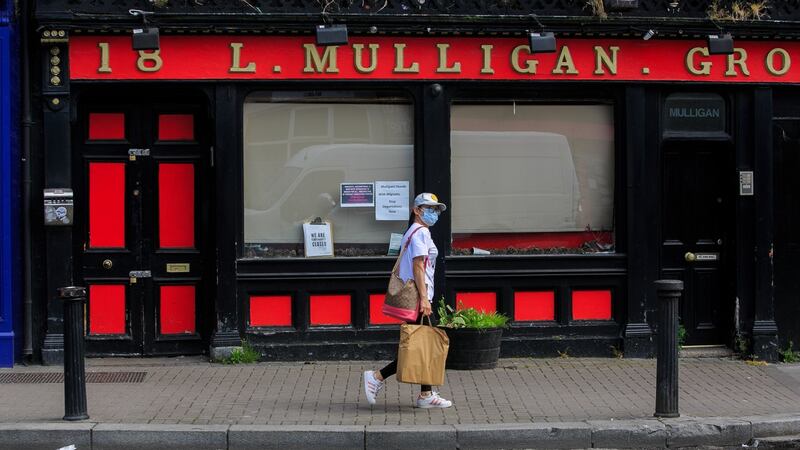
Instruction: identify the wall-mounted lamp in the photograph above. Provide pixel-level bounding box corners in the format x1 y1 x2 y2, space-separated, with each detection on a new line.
315 24 349 46
642 29 657 41
528 32 557 53
707 33 734 55
129 9 159 51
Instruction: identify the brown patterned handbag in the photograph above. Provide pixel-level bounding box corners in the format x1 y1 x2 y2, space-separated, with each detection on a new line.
383 226 425 321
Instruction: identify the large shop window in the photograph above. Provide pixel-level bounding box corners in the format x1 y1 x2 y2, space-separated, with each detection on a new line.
450 103 615 255
243 92 414 258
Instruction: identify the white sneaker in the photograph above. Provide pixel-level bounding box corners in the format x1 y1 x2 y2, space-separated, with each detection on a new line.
416 391 453 409
363 370 384 405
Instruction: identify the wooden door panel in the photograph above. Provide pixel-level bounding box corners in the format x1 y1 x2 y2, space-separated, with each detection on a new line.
660 142 730 345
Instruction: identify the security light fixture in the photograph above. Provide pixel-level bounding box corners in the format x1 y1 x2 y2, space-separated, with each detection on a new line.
315 24 348 46
708 33 734 55
132 28 160 51
528 32 557 53
129 9 159 51
642 29 656 41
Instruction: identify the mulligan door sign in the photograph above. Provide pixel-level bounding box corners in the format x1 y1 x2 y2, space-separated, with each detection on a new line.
69 36 800 84
663 93 727 134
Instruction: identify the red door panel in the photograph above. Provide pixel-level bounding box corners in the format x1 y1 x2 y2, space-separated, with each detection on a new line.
158 163 195 249
89 284 127 335
160 285 196 335
89 162 126 248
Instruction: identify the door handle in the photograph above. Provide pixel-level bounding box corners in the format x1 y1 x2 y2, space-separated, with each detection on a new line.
102 259 113 270
685 252 696 262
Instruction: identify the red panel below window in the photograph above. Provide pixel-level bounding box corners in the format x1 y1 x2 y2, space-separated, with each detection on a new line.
369 294 403 325
89 284 126 335
160 285 196 334
310 295 351 326
572 290 612 320
514 291 556 321
451 231 614 250
456 292 497 313
250 295 293 327
159 163 195 248
159 114 195 141
89 162 126 248
88 113 125 140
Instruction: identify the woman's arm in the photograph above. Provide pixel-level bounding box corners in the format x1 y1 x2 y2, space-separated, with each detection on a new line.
412 255 431 316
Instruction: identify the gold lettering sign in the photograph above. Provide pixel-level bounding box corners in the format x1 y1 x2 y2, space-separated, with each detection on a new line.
393 44 420 73
137 50 163 72
97 42 112 73
229 43 256 73
725 49 750 77
766 48 791 76
353 43 379 73
511 45 538 74
552 46 579 75
436 43 462 73
480 44 494 74
594 46 619 75
303 44 339 73
686 47 712 76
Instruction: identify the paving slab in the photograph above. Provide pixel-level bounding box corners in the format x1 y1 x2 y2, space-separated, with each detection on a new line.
0 422 94 450
92 423 228 450
588 419 667 448
455 422 592 449
366 425 456 450
663 417 752 448
228 425 364 450
744 412 800 438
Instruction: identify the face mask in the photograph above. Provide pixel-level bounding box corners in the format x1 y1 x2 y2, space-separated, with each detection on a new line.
421 208 440 226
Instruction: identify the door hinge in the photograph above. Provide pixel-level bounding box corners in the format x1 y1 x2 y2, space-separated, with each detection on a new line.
128 148 151 161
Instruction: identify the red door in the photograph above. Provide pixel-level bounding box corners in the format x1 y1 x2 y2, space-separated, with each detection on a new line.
76 98 212 356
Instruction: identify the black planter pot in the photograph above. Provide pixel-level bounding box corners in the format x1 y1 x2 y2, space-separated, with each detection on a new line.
441 327 503 370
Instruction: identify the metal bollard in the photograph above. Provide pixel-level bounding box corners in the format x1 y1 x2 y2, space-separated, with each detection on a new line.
59 286 89 421
654 279 683 418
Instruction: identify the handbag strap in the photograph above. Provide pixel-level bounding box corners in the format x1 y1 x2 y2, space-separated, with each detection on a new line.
390 225 425 275
419 314 433 326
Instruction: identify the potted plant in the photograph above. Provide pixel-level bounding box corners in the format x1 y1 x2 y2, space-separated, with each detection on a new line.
437 298 509 370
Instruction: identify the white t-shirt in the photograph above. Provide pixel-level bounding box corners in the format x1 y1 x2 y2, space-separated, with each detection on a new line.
397 223 438 303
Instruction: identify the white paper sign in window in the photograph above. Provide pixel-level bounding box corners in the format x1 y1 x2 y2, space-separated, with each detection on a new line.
375 181 410 221
303 222 334 257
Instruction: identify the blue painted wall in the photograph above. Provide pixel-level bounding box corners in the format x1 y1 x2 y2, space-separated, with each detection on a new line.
0 0 20 367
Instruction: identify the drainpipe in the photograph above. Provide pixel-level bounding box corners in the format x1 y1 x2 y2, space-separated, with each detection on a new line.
20 0 34 361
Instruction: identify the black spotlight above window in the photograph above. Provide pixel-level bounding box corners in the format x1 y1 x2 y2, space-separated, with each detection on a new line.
707 33 734 55
129 9 159 51
315 24 349 46
528 32 556 53
132 27 160 51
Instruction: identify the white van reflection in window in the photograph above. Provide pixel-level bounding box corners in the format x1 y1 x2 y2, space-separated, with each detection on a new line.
451 131 580 233
244 143 414 249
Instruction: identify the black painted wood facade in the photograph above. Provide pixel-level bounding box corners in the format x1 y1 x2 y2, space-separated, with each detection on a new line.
26 0 800 363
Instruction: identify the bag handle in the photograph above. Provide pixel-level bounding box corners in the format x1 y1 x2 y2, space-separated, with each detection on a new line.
419 313 433 327
390 225 425 276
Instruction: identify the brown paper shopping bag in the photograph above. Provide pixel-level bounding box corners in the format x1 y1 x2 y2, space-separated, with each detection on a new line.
396 316 450 386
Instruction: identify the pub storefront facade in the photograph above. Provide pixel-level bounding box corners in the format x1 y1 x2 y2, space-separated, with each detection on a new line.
25 0 800 364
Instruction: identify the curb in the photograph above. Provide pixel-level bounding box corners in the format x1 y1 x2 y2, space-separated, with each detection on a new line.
0 414 798 449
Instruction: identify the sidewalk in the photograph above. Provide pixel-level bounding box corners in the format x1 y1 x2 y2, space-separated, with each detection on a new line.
1 357 799 448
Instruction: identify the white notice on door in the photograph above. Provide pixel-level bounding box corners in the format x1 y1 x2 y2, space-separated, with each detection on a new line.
375 181 409 221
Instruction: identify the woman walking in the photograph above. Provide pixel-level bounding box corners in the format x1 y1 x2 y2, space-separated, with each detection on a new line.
363 193 452 408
